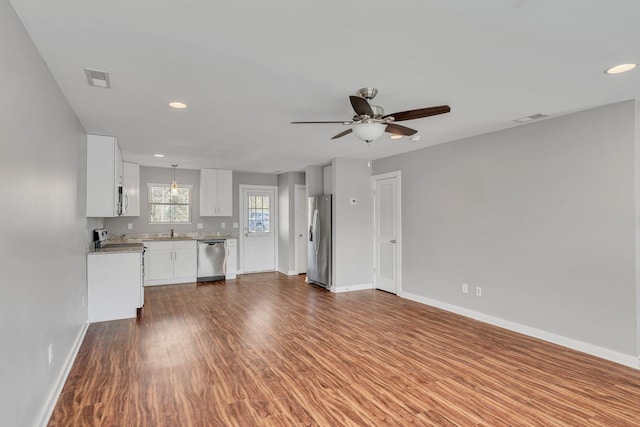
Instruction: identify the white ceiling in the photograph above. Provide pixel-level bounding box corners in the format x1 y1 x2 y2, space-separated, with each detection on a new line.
9 0 640 173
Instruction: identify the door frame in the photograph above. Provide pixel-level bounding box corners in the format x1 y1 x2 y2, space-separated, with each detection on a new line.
294 184 307 275
238 184 278 274
371 171 402 294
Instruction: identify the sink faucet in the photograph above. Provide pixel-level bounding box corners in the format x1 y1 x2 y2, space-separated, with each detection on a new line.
170 228 174 238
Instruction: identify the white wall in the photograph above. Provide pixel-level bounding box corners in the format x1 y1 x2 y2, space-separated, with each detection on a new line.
1 1 91 425
332 158 373 290
373 101 639 363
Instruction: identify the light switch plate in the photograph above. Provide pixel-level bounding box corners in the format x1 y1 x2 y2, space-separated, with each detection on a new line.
233 222 239 228
221 223 226 229
127 223 133 230
197 223 204 229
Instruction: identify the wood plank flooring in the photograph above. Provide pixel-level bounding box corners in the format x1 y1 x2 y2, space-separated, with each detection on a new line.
49 273 640 426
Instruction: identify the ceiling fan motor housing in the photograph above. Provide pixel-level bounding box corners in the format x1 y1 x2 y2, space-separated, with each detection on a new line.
370 105 385 119
357 87 378 100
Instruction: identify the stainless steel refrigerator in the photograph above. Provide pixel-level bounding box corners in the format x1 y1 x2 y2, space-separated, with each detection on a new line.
307 195 332 289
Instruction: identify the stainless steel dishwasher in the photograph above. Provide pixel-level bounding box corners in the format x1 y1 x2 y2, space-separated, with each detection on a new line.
197 239 226 282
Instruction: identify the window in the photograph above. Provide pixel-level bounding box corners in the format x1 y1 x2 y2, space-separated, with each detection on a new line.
247 194 270 233
148 184 192 224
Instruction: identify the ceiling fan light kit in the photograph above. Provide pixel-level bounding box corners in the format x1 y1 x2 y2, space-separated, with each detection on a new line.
353 123 386 143
291 87 450 143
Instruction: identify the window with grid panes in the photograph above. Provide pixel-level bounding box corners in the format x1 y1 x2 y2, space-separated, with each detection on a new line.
247 194 270 233
148 184 192 224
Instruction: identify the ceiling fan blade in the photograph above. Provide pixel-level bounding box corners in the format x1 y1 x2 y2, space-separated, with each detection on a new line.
291 121 350 124
331 129 353 140
383 105 451 122
349 96 374 118
385 123 417 136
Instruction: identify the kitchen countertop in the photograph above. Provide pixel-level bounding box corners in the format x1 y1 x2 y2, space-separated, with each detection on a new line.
88 233 237 254
107 233 237 243
88 244 145 255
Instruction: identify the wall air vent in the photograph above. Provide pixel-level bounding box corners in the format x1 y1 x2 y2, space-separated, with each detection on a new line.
84 68 111 89
514 113 549 123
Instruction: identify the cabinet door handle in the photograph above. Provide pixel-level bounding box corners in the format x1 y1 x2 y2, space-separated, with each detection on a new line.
174 251 177 260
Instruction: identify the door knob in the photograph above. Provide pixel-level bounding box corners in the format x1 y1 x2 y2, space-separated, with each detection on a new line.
390 239 396 243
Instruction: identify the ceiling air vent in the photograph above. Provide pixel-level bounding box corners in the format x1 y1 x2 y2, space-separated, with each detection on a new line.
514 113 549 123
84 68 111 88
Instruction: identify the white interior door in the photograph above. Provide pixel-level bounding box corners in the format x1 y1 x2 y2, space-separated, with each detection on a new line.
294 185 307 274
240 185 276 273
373 173 401 294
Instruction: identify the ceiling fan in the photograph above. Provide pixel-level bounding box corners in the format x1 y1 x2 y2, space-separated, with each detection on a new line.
291 87 451 143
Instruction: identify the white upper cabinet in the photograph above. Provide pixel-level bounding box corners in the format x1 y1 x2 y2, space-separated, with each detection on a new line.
122 161 140 217
86 134 124 217
200 169 232 216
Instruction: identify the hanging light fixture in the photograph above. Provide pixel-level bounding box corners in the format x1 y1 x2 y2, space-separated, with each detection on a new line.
171 164 178 193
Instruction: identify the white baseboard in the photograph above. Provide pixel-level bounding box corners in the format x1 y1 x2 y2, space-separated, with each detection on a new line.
144 276 197 286
400 291 640 370
37 320 89 427
333 283 373 293
277 268 297 276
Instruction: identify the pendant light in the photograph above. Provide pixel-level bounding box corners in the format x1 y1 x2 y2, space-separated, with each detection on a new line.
171 164 178 193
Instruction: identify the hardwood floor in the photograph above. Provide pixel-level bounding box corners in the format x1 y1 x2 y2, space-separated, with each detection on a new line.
49 273 640 426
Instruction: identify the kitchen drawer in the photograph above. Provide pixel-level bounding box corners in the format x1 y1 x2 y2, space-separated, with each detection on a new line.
144 241 173 250
173 240 197 250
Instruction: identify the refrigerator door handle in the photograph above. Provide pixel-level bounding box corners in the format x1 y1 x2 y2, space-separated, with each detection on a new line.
310 209 318 242
311 209 320 254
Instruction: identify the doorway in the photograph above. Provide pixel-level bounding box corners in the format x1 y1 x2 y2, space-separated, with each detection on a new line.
239 185 277 273
294 185 307 274
372 171 401 294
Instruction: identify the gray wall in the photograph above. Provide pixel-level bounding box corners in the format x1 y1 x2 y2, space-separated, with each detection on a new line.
373 101 639 357
0 2 92 425
305 164 324 196
277 172 305 273
332 158 373 289
105 167 277 236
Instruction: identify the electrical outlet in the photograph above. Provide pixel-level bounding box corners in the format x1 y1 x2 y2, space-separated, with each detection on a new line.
127 223 133 230
233 222 238 228
462 283 469 294
197 223 204 229
475 286 482 297
48 344 53 365
221 222 226 229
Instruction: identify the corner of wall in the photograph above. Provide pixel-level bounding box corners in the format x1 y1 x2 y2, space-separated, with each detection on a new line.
635 99 640 359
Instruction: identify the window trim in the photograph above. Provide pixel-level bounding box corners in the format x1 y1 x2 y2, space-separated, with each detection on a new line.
147 183 193 224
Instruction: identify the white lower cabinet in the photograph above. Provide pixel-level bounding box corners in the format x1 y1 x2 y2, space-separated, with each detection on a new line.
88 252 142 322
144 240 197 286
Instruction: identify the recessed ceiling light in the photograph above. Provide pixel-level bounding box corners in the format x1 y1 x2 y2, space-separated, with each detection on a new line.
389 134 403 140
604 63 637 74
154 154 165 158
168 101 188 109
